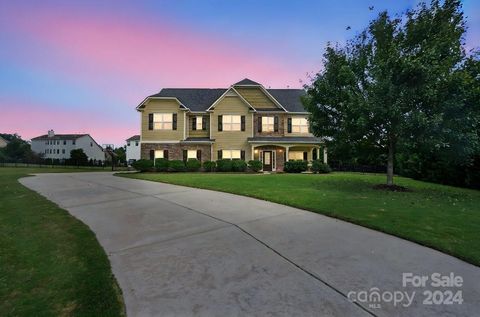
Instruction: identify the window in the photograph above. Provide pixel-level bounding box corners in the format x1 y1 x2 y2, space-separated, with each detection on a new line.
57 149 60 154
127 142 131 146
222 150 241 159
154 150 164 159
62 149 65 154
73 140 76 145
90 142 93 147
63 140 66 145
288 151 305 160
262 116 275 132
153 113 173 130
292 117 309 133
187 150 197 159
222 115 241 131
135 141 139 146
195 116 203 130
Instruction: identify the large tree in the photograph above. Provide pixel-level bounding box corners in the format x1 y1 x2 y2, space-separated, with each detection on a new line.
303 0 479 185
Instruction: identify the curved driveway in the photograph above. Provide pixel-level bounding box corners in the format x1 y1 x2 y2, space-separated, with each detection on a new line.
20 172 480 316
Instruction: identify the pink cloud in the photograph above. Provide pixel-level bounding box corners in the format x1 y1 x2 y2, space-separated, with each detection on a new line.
1 99 137 145
9 7 309 90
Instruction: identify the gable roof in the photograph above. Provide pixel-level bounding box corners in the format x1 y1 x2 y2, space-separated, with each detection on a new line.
31 134 88 140
149 88 226 112
126 135 140 141
139 79 307 113
233 78 261 86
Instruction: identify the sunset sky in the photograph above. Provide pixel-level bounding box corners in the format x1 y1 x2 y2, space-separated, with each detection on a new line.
1 0 478 146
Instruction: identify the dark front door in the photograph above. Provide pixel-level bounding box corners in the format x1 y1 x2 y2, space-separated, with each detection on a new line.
263 151 272 171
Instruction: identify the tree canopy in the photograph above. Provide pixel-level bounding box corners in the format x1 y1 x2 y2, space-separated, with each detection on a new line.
303 0 479 186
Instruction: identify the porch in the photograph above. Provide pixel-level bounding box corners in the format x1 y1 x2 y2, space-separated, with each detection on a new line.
250 143 327 172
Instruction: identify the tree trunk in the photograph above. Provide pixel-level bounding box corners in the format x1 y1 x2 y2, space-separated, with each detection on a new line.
387 138 394 186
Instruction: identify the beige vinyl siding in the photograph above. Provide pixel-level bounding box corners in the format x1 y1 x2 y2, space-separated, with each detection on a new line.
235 87 279 109
211 96 252 160
141 99 185 141
187 114 209 138
285 115 314 137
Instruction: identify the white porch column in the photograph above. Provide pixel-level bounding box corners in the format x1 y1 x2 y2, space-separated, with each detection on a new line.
285 146 290 162
251 145 255 161
323 146 328 164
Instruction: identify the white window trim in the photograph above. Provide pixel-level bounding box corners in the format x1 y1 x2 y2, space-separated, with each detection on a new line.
222 149 241 159
153 113 173 130
222 115 241 131
262 116 275 132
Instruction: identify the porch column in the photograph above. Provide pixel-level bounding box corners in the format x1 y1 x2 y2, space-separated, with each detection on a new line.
323 146 328 164
251 145 255 161
310 148 314 161
285 146 290 162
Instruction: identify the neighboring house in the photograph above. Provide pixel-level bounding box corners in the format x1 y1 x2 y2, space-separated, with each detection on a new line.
126 135 141 164
0 136 8 148
31 130 105 161
136 78 326 171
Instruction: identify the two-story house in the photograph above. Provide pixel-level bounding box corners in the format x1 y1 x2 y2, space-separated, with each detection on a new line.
136 79 326 171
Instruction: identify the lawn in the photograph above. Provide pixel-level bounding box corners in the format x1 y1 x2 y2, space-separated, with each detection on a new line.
0 167 125 316
120 172 480 266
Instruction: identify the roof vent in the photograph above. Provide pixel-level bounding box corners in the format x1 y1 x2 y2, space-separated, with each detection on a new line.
48 129 55 137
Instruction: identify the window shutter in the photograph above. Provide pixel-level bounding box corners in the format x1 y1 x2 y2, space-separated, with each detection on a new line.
202 115 207 130
258 116 262 132
148 114 154 130
183 150 187 162
218 115 223 131
274 116 279 132
197 150 202 161
164 149 169 160
241 116 246 131
172 113 177 130
217 150 222 160
149 149 154 160
303 151 308 161
287 118 292 133
192 117 197 130
241 150 245 161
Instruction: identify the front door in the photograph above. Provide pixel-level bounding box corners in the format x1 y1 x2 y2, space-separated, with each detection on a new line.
262 151 272 171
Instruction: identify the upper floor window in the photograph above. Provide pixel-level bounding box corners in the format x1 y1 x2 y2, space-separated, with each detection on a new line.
135 141 139 146
127 142 131 146
63 140 66 145
262 116 275 132
222 115 241 131
72 140 76 145
291 117 309 133
195 116 203 130
154 113 173 130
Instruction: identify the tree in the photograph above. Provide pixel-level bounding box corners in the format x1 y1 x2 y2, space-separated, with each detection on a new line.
303 0 479 186
70 149 88 166
114 146 126 164
0 134 33 161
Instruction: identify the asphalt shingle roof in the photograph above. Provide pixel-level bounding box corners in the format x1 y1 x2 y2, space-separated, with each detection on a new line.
233 78 261 86
267 89 306 112
31 134 87 140
247 137 323 143
126 135 140 141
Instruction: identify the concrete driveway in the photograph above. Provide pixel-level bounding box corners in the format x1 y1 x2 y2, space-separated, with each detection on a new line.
20 172 480 317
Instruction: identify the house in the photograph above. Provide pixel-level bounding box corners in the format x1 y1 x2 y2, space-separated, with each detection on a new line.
31 130 105 162
126 135 141 164
136 78 326 171
0 136 8 148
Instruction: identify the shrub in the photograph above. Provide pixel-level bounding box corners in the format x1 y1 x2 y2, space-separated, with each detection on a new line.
168 160 186 172
284 160 308 173
203 160 216 172
216 159 233 172
155 158 169 172
311 160 331 174
248 160 262 172
186 158 201 171
132 159 154 172
231 159 247 172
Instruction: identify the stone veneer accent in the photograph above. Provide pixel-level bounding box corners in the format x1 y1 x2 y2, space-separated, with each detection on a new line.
141 143 211 162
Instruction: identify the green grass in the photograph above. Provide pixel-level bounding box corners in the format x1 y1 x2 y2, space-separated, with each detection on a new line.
120 172 480 266
0 167 125 316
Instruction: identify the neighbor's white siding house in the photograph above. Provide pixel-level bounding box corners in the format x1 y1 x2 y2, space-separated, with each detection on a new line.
126 135 141 164
31 130 105 161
